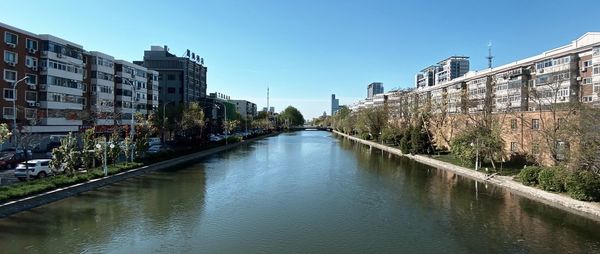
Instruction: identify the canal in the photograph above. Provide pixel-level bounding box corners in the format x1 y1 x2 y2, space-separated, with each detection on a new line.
0 131 599 253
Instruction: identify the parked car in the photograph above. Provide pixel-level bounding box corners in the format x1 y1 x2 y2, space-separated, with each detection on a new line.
148 137 161 147
209 134 224 142
147 145 173 154
14 159 52 181
0 149 32 169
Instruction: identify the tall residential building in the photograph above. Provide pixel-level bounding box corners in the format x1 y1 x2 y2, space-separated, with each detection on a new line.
367 82 384 99
135 46 207 107
114 60 149 126
232 100 257 120
38 34 85 133
435 56 470 85
84 51 115 128
415 56 470 89
1 22 40 138
331 94 339 115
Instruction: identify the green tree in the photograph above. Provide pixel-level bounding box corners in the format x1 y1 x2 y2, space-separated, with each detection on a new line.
81 128 95 169
356 106 388 141
279 106 305 126
181 102 206 140
451 126 504 169
50 132 80 175
109 130 122 164
0 123 11 143
123 136 133 164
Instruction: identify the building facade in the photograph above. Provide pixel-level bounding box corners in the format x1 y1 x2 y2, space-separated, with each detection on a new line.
331 94 339 115
367 82 384 99
135 46 207 107
232 100 257 120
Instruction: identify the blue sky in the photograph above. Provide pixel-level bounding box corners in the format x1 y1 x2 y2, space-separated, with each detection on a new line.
2 0 599 119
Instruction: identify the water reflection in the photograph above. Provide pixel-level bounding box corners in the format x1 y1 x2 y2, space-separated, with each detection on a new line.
0 132 598 253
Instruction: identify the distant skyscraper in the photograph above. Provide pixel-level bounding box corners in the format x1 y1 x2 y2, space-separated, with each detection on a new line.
331 94 340 115
367 82 384 99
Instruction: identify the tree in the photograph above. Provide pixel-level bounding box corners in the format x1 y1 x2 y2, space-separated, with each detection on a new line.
451 125 504 169
123 136 133 164
109 130 121 164
180 102 205 140
355 106 388 141
50 132 80 175
0 123 11 143
279 106 305 126
81 128 96 169
223 119 240 134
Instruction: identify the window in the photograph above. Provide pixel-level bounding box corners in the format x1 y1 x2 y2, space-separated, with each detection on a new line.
25 56 37 68
583 60 592 68
511 142 518 152
168 87 176 93
594 83 600 94
583 96 593 102
26 74 36 85
4 51 17 63
26 39 37 50
532 119 540 129
594 64 600 75
3 70 17 82
25 91 36 101
532 144 540 155
3 89 15 100
3 107 15 119
4 32 17 45
510 119 518 130
583 78 592 85
25 108 36 119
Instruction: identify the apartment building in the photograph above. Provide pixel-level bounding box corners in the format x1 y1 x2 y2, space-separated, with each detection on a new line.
1 22 40 139
435 56 470 85
84 51 115 127
415 66 437 89
135 46 207 107
231 100 257 120
37 34 85 133
367 82 384 99
114 60 150 126
331 94 339 115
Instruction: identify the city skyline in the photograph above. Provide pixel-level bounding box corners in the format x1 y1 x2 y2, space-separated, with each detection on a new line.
2 0 600 118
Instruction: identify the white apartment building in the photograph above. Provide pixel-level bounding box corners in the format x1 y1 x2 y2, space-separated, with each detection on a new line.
114 60 149 125
36 34 85 133
86 51 115 126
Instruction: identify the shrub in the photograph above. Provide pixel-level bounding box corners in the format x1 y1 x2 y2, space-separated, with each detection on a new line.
565 170 600 202
517 166 543 186
537 166 567 192
360 132 371 140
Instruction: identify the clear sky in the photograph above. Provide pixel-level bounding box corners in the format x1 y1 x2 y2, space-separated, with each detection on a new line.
2 0 599 119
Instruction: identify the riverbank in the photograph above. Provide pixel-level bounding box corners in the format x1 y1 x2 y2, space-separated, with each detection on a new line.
0 132 279 218
333 130 600 222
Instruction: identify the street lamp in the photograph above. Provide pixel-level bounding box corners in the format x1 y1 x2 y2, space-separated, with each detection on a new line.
96 141 115 176
214 102 227 145
11 76 29 145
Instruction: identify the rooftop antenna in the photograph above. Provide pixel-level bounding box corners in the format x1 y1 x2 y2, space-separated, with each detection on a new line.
486 41 494 69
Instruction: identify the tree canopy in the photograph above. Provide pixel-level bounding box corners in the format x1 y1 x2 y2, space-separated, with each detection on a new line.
279 106 305 126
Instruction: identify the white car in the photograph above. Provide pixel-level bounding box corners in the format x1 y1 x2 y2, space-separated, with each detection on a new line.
14 159 53 181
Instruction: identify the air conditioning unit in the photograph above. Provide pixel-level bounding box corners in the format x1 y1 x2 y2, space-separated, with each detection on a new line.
28 48 37 54
7 43 16 48
7 62 16 67
57 53 63 58
27 102 36 107
539 69 544 73
559 97 566 101
576 77 582 81
28 84 36 90
582 68 587 72
35 103 40 107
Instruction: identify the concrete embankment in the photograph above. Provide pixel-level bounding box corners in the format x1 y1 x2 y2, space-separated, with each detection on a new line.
0 133 278 218
333 130 600 222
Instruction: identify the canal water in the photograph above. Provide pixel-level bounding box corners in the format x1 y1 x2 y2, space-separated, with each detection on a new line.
0 131 599 253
